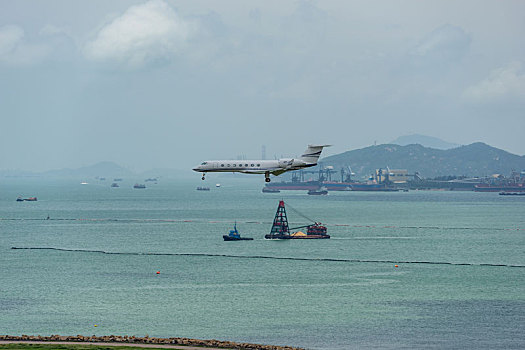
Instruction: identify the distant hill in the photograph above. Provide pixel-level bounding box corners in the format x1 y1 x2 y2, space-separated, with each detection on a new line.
41 161 134 178
0 162 189 179
320 142 525 178
391 134 460 150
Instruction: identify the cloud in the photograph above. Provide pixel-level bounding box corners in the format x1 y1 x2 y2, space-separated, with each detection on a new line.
0 24 51 65
410 24 471 64
463 61 525 101
84 0 191 68
0 25 24 56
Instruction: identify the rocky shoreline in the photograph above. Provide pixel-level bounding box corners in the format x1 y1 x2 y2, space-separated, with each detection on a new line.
0 335 304 350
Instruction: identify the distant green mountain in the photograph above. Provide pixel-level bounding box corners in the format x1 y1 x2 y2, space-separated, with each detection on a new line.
390 134 460 150
320 142 525 178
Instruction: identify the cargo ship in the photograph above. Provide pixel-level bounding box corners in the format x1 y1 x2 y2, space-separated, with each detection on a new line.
264 200 330 239
264 180 394 191
474 183 525 192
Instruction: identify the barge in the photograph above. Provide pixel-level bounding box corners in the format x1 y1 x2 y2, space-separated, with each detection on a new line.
264 200 330 239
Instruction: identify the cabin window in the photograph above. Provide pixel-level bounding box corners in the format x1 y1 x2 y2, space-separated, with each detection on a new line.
239 164 242 167
251 164 255 167
221 164 224 167
245 164 248 167
233 164 236 167
227 164 230 167
257 164 260 167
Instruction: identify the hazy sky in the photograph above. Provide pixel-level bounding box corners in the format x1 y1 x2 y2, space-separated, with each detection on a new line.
1 0 524 172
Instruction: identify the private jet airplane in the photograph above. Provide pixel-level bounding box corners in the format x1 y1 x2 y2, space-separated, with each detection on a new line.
193 144 330 182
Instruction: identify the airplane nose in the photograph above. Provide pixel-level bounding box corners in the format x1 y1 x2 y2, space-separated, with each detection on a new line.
192 167 199 172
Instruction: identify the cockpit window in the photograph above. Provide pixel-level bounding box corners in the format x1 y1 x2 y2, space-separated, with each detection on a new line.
201 162 207 165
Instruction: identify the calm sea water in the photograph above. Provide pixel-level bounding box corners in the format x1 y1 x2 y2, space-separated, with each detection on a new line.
1 177 524 349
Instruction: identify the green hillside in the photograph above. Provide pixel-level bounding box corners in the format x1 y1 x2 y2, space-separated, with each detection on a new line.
319 142 525 178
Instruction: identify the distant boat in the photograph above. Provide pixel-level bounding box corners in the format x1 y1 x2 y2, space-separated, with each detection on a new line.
216 184 221 188
262 187 280 193
133 183 146 189
113 178 123 182
17 196 37 202
307 187 328 195
196 186 210 191
145 178 158 182
111 183 119 188
223 222 253 241
80 182 88 185
499 192 525 196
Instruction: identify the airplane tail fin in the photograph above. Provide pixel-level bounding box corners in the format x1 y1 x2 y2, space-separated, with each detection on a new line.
300 144 331 164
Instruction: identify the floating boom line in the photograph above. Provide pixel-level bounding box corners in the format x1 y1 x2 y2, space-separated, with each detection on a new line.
11 247 525 268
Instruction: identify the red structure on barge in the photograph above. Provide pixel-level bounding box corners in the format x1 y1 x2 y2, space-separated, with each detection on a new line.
264 200 330 239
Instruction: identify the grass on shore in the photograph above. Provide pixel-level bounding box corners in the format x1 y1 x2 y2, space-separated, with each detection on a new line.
0 345 163 350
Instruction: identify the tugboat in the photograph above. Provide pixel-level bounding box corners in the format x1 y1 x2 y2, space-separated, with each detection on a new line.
264 200 330 239
223 222 253 241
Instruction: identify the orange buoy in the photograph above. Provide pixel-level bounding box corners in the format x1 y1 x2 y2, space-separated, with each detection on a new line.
394 265 399 268
156 271 160 274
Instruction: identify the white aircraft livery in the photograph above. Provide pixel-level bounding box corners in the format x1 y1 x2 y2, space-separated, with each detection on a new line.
193 144 331 182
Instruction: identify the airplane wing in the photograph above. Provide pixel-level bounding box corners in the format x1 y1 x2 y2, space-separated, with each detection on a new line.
240 168 289 175
240 169 267 174
270 169 289 176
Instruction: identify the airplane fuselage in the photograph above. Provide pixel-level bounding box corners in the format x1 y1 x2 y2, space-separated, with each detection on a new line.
193 158 313 174
192 144 330 182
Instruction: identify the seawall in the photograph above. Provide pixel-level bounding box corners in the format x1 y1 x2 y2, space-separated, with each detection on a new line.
0 335 304 350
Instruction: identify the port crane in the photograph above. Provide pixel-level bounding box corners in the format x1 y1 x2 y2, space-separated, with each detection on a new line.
291 167 339 182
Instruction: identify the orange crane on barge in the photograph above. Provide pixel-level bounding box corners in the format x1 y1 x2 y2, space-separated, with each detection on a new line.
264 200 330 239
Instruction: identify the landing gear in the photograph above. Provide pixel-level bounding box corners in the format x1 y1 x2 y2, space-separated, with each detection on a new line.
265 171 271 183
201 173 205 181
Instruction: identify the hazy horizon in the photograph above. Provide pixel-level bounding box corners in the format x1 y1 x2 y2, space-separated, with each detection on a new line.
1 0 524 172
